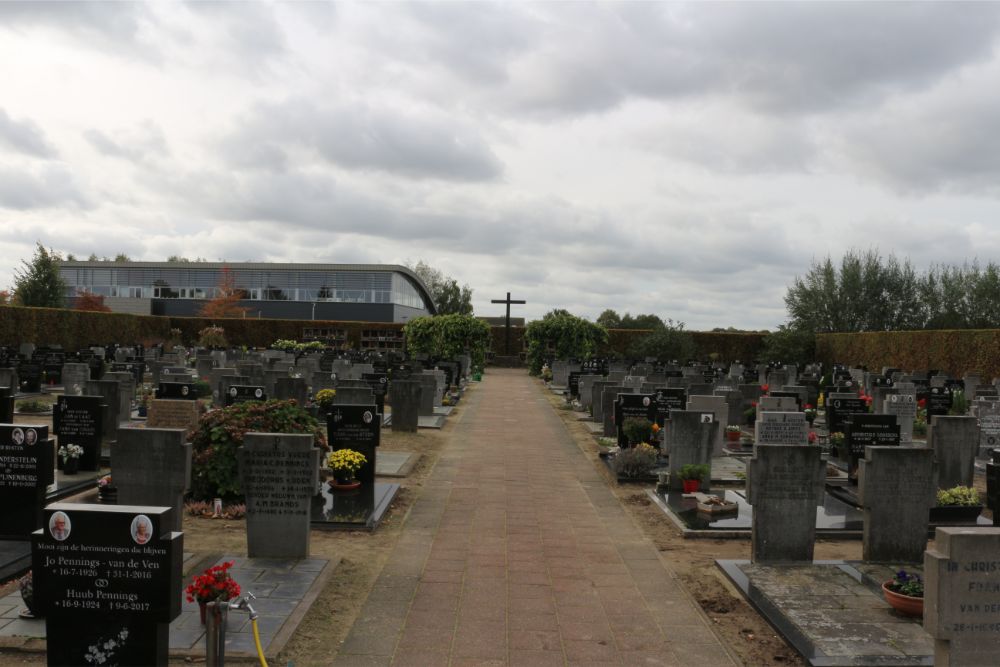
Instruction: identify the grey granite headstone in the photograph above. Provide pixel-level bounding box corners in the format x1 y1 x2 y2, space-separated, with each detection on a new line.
389 380 421 432
603 387 634 437
755 412 808 446
60 363 90 396
687 395 727 455
884 391 917 444
747 444 824 563
591 381 617 423
331 387 375 405
925 527 1000 665
85 380 122 438
274 376 308 407
239 432 319 559
977 402 1000 458
713 389 744 427
858 447 935 563
577 375 602 408
112 427 191 532
209 367 238 406
928 416 979 488
665 411 717 492
758 396 798 413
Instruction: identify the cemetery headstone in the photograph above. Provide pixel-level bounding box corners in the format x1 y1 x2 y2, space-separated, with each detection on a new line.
0 386 14 423
53 395 104 471
389 379 420 432
988 449 1000 527
614 394 656 447
826 393 868 434
885 391 917 443
113 428 191 532
755 412 808 446
845 414 900 473
60 363 91 396
85 380 122 438
32 503 182 667
225 385 267 406
929 416 979 489
924 527 1000 665
978 402 1000 458
239 432 319 558
747 445 824 563
0 424 53 538
665 411 717 492
858 447 935 562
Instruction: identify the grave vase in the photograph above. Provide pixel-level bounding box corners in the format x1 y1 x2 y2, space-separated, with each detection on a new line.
63 457 79 475
682 479 701 493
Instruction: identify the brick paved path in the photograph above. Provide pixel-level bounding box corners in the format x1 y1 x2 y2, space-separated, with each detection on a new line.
335 369 738 666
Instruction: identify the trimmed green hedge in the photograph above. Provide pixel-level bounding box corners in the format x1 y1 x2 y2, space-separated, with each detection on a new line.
600 329 766 361
816 329 1000 378
0 305 171 348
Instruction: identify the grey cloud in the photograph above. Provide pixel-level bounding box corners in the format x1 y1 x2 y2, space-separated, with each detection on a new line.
0 109 57 158
224 99 503 182
441 3 1000 118
0 164 90 210
182 2 287 64
0 1 160 62
84 122 169 163
838 72 1000 196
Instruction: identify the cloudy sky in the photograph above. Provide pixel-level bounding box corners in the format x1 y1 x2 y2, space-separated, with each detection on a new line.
3 2 1000 330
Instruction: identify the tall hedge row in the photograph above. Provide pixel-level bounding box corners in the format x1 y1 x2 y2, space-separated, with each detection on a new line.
0 305 171 348
600 329 766 361
816 330 1000 378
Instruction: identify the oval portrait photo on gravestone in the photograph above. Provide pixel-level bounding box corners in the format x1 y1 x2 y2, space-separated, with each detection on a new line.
254 388 263 398
363 410 373 424
49 511 71 541
11 427 24 445
131 514 153 545
24 428 37 446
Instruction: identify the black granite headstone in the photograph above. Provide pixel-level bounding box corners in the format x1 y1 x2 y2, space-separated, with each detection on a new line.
928 386 953 417
827 397 867 434
614 394 656 447
988 449 1000 527
653 388 686 425
361 373 388 416
327 404 379 486
19 363 42 393
568 372 581 398
0 424 53 538
0 386 13 423
224 385 267 406
32 503 182 667
53 395 104 471
156 382 197 400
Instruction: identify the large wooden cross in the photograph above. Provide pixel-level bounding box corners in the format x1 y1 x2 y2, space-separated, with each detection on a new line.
490 291 526 355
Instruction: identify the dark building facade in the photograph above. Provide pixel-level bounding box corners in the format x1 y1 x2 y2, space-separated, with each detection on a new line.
58 261 437 323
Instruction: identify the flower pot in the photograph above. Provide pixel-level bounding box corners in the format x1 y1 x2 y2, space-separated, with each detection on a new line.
199 601 207 625
726 430 741 442
330 478 361 492
882 582 923 617
63 458 79 475
929 504 984 524
138 405 148 417
682 479 701 493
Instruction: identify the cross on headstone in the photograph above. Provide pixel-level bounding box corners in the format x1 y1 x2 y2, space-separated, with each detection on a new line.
490 291 526 355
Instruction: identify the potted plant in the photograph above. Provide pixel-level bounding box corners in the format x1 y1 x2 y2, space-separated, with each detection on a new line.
678 463 710 493
829 432 845 457
804 406 817 426
315 388 337 414
596 436 619 458
725 425 741 442
931 485 983 523
327 448 367 490
98 474 117 503
58 444 84 475
882 569 923 617
622 417 654 447
137 386 153 417
185 560 241 625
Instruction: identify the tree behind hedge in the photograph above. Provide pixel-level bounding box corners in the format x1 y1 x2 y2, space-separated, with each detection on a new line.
14 242 66 308
626 319 696 362
189 399 327 500
525 310 608 375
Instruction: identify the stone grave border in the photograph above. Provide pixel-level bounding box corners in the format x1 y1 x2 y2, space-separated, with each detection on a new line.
717 559 933 666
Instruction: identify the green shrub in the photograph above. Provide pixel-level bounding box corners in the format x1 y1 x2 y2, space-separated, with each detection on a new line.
678 463 710 480
936 486 980 506
949 390 968 416
16 399 50 413
622 417 653 445
189 399 327 500
611 443 658 478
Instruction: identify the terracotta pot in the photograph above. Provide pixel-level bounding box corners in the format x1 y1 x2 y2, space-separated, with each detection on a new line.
726 430 741 442
330 478 361 492
882 582 923 617
682 479 701 493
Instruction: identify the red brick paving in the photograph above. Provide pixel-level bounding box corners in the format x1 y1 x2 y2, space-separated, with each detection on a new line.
335 369 738 666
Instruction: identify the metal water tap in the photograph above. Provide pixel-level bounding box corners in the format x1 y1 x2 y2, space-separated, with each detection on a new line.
230 591 259 620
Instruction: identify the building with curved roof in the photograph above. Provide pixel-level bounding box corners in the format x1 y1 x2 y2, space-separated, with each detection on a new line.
58 261 437 323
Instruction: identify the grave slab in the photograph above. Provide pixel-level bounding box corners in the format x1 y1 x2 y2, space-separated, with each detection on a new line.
718 560 933 666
